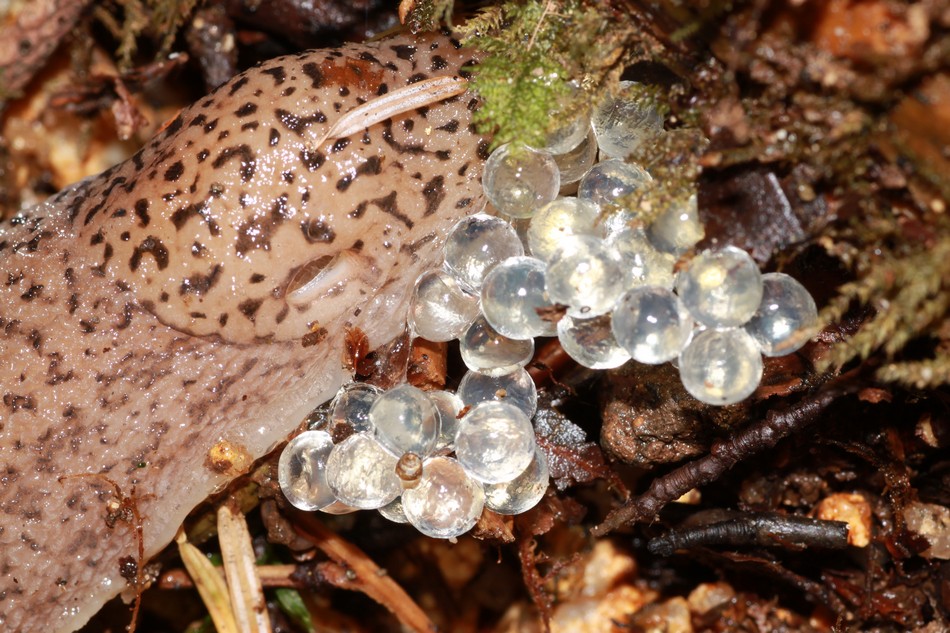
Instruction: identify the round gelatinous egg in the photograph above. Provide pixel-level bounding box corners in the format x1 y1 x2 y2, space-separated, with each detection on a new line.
527 197 604 263
427 390 465 450
378 496 409 523
484 446 549 515
455 401 536 484
330 382 382 435
402 456 485 539
552 127 597 185
457 367 538 419
408 270 480 342
481 256 557 340
460 315 535 377
546 235 628 317
611 286 693 364
678 328 763 405
606 227 675 288
482 143 560 219
325 432 401 509
591 81 663 159
577 158 651 208
369 384 440 457
278 430 336 511
543 114 590 155
647 194 704 256
744 272 818 356
557 314 631 369
675 246 764 328
443 213 524 292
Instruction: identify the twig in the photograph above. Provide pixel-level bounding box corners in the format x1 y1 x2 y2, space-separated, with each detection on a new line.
289 509 438 633
592 377 862 536
648 511 851 555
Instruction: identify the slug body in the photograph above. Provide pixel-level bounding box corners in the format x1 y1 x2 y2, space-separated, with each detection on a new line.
0 32 486 632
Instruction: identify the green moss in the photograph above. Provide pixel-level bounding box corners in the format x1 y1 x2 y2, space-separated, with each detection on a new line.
459 0 635 148
95 0 200 68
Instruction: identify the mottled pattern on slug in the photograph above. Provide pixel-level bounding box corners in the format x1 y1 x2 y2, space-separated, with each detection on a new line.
0 32 485 632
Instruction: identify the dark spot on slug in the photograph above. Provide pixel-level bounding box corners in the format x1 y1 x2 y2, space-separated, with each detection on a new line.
129 236 170 272
237 299 262 321
163 161 184 182
235 102 257 117
211 145 256 183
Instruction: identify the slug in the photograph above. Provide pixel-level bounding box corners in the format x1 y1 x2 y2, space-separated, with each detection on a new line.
0 31 487 632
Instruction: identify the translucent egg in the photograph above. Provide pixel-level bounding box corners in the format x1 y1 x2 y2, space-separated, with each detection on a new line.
552 127 597 185
527 197 604 263
546 235 628 317
455 401 536 484
402 456 485 539
606 227 675 288
369 384 440 457
611 286 693 364
443 213 524 292
557 314 631 369
482 143 560 219
325 432 401 509
543 113 590 155
675 246 763 328
460 315 535 377
745 272 818 356
378 496 409 523
457 367 538 419
408 270 480 342
678 328 763 405
577 158 651 208
591 81 663 160
427 390 465 450
484 446 549 515
330 382 382 434
278 430 336 511
647 194 704 256
481 256 557 340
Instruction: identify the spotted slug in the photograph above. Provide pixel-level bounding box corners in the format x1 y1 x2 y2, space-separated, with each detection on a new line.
0 31 487 632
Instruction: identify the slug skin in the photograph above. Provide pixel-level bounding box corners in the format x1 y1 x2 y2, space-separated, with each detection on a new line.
0 32 486 632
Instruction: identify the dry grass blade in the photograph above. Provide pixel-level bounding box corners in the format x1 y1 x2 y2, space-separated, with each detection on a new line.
176 530 239 633
218 502 272 633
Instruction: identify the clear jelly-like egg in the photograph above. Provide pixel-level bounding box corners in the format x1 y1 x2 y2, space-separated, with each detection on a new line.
455 401 536 484
675 246 764 328
330 382 382 435
481 256 557 340
578 158 652 208
542 113 590 155
606 227 675 289
552 127 598 185
408 269 480 342
278 430 336 511
745 272 818 356
427 390 465 450
457 367 539 419
557 314 631 370
402 456 485 539
460 315 535 377
590 81 663 160
484 446 549 515
482 143 560 219
378 496 409 523
678 328 763 405
546 235 628 317
611 286 693 364
443 213 524 292
369 384 440 457
647 193 704 257
527 197 604 263
325 432 401 509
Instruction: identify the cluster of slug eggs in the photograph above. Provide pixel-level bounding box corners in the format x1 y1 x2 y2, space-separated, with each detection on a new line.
279 82 819 539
